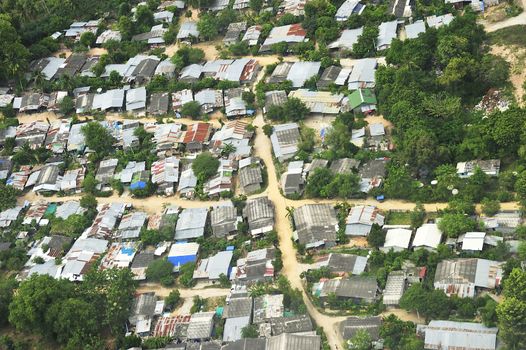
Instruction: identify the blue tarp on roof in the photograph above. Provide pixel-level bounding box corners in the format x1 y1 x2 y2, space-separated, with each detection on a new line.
168 254 197 267
226 246 235 251
130 181 146 190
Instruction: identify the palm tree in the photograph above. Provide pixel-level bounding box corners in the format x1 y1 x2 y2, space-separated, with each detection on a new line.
221 143 237 157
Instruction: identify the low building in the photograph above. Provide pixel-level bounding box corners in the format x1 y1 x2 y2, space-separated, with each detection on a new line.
61 237 109 281
383 271 406 306
456 159 500 178
151 157 180 196
223 296 253 342
287 62 321 88
335 0 365 21
328 27 364 51
180 64 203 83
288 89 345 114
330 158 360 174
349 88 377 114
381 228 412 252
193 250 233 281
316 253 368 275
33 164 61 193
117 211 147 240
194 89 223 114
317 66 342 90
182 122 212 152
293 204 338 249
131 251 155 280
149 92 170 116
268 62 293 84
96 29 121 45
460 231 486 251
339 316 381 345
239 165 264 194
243 197 275 237
417 320 498 350
231 248 275 283
270 123 300 162
132 24 168 45
359 159 388 193
313 276 379 304
281 161 305 197
178 168 198 198
95 158 118 190
126 87 147 115
260 24 307 52
211 205 238 237
270 314 313 335
345 205 384 236
187 312 215 340
266 333 321 350
253 294 284 324
434 258 503 298
177 21 199 41
426 13 454 28
224 22 247 45
264 90 288 113
348 58 377 90
405 20 426 39
167 242 200 270
242 25 262 46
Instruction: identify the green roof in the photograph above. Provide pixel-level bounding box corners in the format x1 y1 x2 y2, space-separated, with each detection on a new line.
349 89 377 110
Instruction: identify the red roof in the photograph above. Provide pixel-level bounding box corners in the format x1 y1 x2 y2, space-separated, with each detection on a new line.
287 23 306 37
240 59 258 82
183 122 211 144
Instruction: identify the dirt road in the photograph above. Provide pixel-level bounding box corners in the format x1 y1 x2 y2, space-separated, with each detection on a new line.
480 0 526 32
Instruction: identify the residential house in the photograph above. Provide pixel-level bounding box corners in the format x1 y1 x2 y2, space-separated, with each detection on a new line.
456 159 500 178
211 120 253 158
434 258 503 298
92 89 125 111
61 237 109 281
0 206 23 228
381 228 412 252
126 87 147 115
172 89 195 112
167 242 200 270
287 62 321 88
349 88 377 114
0 157 12 181
117 211 147 240
131 251 155 280
242 25 262 46
193 250 233 281
268 62 294 84
348 58 377 90
224 89 248 117
316 253 368 275
481 211 522 234
45 120 70 153
358 159 388 192
84 203 127 239
211 205 238 237
270 123 300 161
335 0 365 21
383 271 406 306
222 339 266 350
239 165 264 194
339 317 382 345
243 197 275 237
132 24 168 45
96 29 121 45
224 22 247 45
151 157 180 196
178 168 198 198
149 92 170 116
412 223 442 250
223 297 253 342
154 10 175 23
345 205 385 236
67 122 87 152
95 158 118 190
187 312 215 340
259 24 307 52
54 53 87 79
264 90 287 113
182 122 212 152
155 59 177 78
270 314 313 335
15 121 49 148
100 241 139 270
279 0 307 16
194 89 224 114
64 20 100 41
288 89 345 114
175 207 208 240
266 333 321 350
13 93 48 113
231 248 276 283
281 161 305 196
293 204 339 249
405 20 426 39
417 320 498 350
317 66 342 89
253 294 284 324
58 168 85 193
129 292 158 336
426 14 454 28
119 161 146 185
33 164 61 193
179 64 203 83
377 21 398 50
328 27 363 51
177 21 199 41
313 276 379 304
304 159 329 177
330 158 360 174
388 0 413 17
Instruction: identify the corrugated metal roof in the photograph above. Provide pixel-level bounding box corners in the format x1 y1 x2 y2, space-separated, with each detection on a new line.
420 320 497 350
287 62 321 88
405 20 426 39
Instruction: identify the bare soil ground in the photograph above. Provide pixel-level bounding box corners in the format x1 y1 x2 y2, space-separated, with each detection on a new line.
491 44 526 105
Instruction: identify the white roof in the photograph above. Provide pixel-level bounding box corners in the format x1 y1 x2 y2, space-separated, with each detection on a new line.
168 242 200 257
177 21 199 39
383 228 412 250
287 61 321 88
92 89 125 111
461 232 486 251
426 14 454 28
348 58 377 90
413 223 442 249
369 123 385 137
377 21 398 50
405 20 426 39
419 320 497 350
328 27 363 50
126 87 147 111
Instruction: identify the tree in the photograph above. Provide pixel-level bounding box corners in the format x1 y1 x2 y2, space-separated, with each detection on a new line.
481 299 498 327
47 298 100 345
380 314 417 350
171 46 205 69
180 101 202 119
481 198 500 217
0 278 17 327
348 329 372 350
179 262 196 287
192 152 220 181
0 16 30 83
81 122 115 157
241 324 259 338
79 31 96 47
263 124 273 136
383 165 416 200
324 118 357 159
352 25 378 58
59 96 75 116
0 183 19 211
80 194 98 210
82 173 99 194
399 283 450 321
249 0 264 11
146 259 174 286
437 213 478 238
197 13 219 40
497 297 526 349
135 5 155 31
165 290 181 310
367 224 385 248
410 203 426 228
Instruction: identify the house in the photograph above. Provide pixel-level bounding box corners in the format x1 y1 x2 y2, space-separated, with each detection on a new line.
222 339 266 350
388 0 412 17
239 165 264 194
281 161 304 196
6 167 30 191
61 237 109 281
223 296 253 342
405 20 426 39
434 258 503 298
288 89 345 114
13 93 48 113
293 204 338 248
151 157 180 196
96 29 121 45
149 92 170 116
64 20 100 41
264 91 288 113
58 168 85 193
286 62 321 88
224 22 247 45
15 121 49 148
456 159 500 178
180 64 203 83
383 271 406 306
33 164 61 193
224 89 248 117
412 223 442 250
0 206 23 228
194 89 224 114
167 242 200 270
270 123 300 161
182 122 212 152
175 207 208 240
243 197 275 237
335 0 365 21
460 232 486 251
339 316 382 344
304 159 329 177
84 203 127 239
317 66 342 90
178 168 198 198
377 21 398 50
131 251 155 280
211 120 253 157
349 88 377 114
119 161 146 184
382 228 412 252
0 157 12 181
117 211 147 240
330 158 360 174
130 57 161 84
129 292 157 336
268 62 294 84
417 320 498 350
177 21 199 41
100 241 139 270
153 314 191 338
253 294 284 324
95 158 118 190
154 10 175 23
279 0 307 16
270 314 313 335
267 333 321 350
231 248 276 283
193 250 233 281
126 87 147 115
348 58 377 90
92 89 125 111
54 53 87 79
187 312 215 340
132 24 168 45
313 276 378 303
316 253 368 275
345 205 384 236
426 14 454 28
211 205 238 237
328 27 364 52
481 211 523 234
242 25 262 46
260 24 307 52
155 59 177 78
45 120 70 153
359 159 388 192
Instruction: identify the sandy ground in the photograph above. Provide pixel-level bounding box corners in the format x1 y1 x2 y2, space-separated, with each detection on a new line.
491 45 526 106
364 115 394 131
481 0 526 31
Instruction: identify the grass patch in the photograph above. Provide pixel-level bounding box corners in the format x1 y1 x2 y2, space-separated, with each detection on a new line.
386 211 412 225
488 25 526 47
